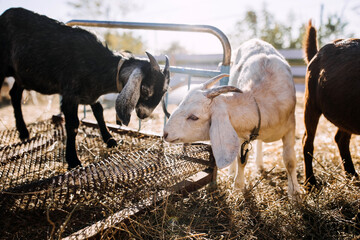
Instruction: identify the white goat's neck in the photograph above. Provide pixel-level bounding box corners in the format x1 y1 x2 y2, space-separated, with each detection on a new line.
215 91 260 140
228 79 296 143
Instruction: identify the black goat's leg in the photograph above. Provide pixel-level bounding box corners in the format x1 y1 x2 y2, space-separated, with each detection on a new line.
90 101 117 148
9 82 29 140
335 129 358 177
0 75 4 90
302 102 321 188
0 75 4 102
61 98 81 169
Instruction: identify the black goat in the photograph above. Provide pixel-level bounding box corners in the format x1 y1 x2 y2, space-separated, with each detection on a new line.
302 20 359 187
0 8 170 169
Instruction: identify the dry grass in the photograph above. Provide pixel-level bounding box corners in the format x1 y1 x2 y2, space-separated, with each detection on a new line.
0 91 359 240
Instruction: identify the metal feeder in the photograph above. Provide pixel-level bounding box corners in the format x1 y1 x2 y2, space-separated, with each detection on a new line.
0 118 216 239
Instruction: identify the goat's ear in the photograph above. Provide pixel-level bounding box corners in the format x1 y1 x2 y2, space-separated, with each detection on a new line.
209 107 239 169
115 68 143 126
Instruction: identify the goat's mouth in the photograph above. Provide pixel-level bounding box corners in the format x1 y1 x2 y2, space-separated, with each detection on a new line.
115 113 130 126
136 106 153 119
165 138 180 143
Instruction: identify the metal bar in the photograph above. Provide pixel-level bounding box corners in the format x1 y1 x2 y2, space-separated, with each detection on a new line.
169 66 221 78
188 75 192 90
66 20 231 67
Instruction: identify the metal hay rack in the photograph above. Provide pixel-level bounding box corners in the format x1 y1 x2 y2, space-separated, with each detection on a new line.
0 117 215 239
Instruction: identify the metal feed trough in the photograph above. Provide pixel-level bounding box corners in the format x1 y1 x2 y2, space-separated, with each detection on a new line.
0 117 215 239
0 21 230 239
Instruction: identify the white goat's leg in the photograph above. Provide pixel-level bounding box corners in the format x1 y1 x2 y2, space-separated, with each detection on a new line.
233 151 247 191
282 127 302 199
228 159 237 177
255 140 264 172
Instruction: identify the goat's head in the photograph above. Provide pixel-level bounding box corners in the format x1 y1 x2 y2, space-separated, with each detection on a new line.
163 74 242 168
115 52 170 125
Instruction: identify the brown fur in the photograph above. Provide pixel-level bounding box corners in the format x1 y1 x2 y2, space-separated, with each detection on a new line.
303 20 318 64
302 21 360 187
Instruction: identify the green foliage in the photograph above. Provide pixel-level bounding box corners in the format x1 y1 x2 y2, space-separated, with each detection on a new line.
67 0 145 54
104 31 145 54
67 0 135 19
231 4 350 49
231 4 303 49
319 14 350 46
163 41 188 55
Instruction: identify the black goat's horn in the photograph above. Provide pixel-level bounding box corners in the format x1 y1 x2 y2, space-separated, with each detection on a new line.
146 51 160 71
164 55 169 72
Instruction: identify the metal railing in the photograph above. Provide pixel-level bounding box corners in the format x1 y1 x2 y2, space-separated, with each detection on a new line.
66 20 231 83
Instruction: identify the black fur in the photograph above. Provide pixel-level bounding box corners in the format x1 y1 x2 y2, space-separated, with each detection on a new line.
0 8 170 169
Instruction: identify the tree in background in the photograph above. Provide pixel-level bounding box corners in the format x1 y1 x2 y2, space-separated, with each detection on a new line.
231 4 302 49
231 3 351 49
104 32 145 54
319 13 350 46
163 41 188 55
67 0 135 20
67 0 145 54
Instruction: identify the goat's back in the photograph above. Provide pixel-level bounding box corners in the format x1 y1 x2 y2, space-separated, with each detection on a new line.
0 8 117 95
229 39 295 138
0 8 106 55
229 39 288 88
229 39 293 92
307 39 360 134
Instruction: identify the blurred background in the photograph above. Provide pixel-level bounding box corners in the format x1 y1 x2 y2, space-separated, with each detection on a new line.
1 0 358 54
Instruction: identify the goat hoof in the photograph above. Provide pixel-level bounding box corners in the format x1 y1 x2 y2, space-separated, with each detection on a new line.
106 138 117 148
232 182 245 192
19 130 29 140
289 189 303 203
67 160 82 170
52 114 64 125
304 177 317 192
304 180 323 193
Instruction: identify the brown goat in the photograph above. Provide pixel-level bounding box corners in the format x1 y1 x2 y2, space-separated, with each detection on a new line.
302 20 360 187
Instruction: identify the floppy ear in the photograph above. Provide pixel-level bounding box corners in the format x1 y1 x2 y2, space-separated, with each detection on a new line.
209 107 240 169
115 68 143 126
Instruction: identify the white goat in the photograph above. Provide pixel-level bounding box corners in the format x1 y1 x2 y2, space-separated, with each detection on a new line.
163 39 301 198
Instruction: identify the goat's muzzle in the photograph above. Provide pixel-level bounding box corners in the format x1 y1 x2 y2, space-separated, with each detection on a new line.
115 112 130 126
135 104 152 119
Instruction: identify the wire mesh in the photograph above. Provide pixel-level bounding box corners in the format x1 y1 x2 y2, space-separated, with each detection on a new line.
0 118 214 239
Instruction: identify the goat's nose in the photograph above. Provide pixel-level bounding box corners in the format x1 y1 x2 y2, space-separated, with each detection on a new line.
163 132 168 140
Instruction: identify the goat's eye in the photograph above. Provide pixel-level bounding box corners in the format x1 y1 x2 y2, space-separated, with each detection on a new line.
187 114 199 121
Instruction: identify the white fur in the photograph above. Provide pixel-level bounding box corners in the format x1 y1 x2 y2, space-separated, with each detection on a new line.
164 39 301 199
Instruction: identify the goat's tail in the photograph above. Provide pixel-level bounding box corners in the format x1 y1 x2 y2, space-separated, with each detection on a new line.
303 20 318 64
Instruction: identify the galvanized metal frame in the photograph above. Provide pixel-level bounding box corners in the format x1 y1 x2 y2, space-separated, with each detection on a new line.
66 20 231 80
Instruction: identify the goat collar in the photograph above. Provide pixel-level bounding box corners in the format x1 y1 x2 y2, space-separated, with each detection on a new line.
116 57 128 92
240 97 261 164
